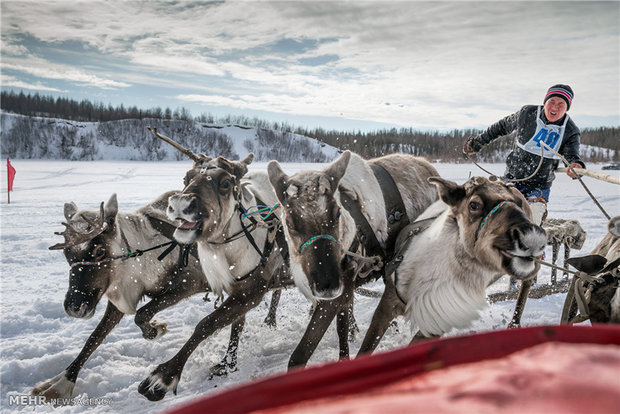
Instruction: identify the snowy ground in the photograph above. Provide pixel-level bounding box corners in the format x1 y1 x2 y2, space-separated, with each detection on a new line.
1 160 618 413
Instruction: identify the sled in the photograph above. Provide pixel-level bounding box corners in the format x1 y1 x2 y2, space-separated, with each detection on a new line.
167 325 620 414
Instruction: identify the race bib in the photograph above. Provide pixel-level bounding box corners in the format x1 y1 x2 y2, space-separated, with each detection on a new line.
516 106 568 159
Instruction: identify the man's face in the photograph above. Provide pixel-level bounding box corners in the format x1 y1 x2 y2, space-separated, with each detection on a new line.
544 97 568 122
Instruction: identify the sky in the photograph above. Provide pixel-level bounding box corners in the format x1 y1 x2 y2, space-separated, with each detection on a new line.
1 1 619 132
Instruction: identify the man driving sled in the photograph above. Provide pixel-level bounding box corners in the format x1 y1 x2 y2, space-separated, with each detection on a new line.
463 84 585 224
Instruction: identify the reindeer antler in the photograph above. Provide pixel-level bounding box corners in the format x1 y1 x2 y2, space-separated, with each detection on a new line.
49 202 109 250
147 127 200 162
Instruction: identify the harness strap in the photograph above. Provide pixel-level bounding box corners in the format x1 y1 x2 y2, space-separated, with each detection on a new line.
339 190 385 259
370 163 411 252
146 215 199 262
386 217 438 304
237 202 268 264
233 195 285 282
476 201 510 241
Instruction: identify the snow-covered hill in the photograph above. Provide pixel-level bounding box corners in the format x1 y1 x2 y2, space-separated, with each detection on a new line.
0 112 340 163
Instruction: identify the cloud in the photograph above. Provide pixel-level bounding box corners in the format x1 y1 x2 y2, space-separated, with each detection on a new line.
1 74 66 92
1 1 618 128
2 60 130 89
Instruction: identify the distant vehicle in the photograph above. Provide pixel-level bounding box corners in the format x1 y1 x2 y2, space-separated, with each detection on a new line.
602 162 620 170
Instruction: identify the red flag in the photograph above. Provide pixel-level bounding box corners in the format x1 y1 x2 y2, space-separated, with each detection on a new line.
7 158 16 192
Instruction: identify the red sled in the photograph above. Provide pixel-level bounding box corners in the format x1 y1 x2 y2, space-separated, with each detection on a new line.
168 325 620 414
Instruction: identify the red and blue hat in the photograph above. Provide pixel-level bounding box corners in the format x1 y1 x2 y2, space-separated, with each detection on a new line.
544 84 574 110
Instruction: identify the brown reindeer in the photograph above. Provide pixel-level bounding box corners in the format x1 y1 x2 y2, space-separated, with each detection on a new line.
358 176 547 353
33 192 208 401
138 153 293 401
268 150 439 368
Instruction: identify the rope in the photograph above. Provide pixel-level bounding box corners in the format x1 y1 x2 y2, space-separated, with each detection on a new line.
242 203 281 220
539 141 611 220
464 141 545 183
534 257 579 276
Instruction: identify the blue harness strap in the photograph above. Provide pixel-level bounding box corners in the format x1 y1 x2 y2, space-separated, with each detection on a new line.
477 201 510 239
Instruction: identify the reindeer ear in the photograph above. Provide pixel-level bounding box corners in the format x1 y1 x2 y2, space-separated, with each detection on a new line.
428 176 465 207
324 150 351 194
64 202 78 220
241 153 254 166
216 156 248 180
104 194 118 223
268 161 290 202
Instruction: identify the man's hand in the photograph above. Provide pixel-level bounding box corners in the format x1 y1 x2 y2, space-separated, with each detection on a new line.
566 163 582 179
463 137 482 155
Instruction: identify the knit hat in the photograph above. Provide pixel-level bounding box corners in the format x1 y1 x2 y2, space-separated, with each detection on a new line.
544 84 574 110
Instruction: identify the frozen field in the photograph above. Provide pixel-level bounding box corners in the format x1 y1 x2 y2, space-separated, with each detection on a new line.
1 160 618 413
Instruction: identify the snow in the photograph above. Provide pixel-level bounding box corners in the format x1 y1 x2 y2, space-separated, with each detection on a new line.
0 160 618 413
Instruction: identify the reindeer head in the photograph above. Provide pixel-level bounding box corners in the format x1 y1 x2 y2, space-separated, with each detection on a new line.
429 176 546 280
167 154 254 244
268 151 352 300
49 194 119 318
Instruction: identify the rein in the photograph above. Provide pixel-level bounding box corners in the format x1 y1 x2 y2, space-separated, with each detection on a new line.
465 143 545 183
538 141 611 220
69 217 194 269
70 240 176 269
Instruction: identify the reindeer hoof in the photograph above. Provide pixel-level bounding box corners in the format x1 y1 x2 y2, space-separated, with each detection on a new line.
138 372 178 401
263 315 277 328
209 362 237 378
507 323 521 329
32 371 75 404
142 321 168 340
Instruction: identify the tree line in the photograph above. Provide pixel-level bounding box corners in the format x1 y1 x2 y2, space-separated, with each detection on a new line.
2 90 617 162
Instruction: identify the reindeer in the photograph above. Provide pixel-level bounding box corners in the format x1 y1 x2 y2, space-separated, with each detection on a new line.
563 216 620 324
357 176 547 353
137 137 293 401
32 191 208 401
267 150 439 368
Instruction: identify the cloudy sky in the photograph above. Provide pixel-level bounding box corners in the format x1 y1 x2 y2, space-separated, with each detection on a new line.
2 1 619 131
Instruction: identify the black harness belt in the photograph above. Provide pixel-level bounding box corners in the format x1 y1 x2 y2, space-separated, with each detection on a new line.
146 215 199 263
370 163 411 253
338 163 412 280
388 217 437 304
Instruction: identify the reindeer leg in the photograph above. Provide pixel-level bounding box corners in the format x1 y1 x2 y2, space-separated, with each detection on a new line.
33 301 124 400
138 276 268 401
288 296 344 369
357 276 405 356
551 242 559 284
263 289 281 328
209 316 245 377
347 301 359 342
336 306 351 360
563 242 571 280
508 278 534 328
135 277 206 340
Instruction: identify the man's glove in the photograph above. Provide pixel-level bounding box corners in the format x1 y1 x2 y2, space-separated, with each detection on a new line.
463 137 483 155
566 162 582 179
